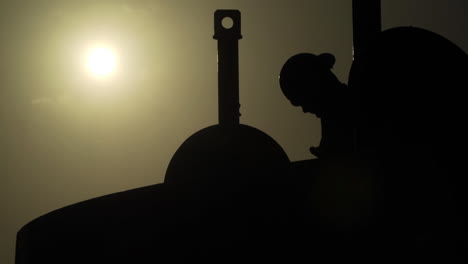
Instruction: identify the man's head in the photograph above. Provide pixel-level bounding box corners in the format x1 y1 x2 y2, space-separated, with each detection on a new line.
279 53 337 116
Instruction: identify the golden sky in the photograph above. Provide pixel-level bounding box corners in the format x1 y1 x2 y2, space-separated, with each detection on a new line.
1 1 467 263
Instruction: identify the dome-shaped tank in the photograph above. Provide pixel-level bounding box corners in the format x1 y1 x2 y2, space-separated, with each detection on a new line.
165 124 290 184
165 10 290 185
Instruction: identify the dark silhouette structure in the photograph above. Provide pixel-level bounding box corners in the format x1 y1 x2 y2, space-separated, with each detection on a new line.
278 0 468 261
15 10 294 264
351 0 381 61
348 25 468 261
165 10 290 185
15 2 468 263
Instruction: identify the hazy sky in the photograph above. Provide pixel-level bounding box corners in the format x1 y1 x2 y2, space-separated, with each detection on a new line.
1 1 467 263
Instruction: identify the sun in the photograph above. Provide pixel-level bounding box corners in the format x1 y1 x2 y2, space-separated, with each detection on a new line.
86 45 117 77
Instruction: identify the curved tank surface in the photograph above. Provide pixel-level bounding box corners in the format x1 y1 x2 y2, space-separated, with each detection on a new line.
165 124 290 184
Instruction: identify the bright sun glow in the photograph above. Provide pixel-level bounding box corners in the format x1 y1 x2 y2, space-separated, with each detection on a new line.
86 46 117 77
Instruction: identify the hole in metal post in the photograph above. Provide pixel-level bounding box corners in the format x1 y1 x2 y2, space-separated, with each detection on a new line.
221 17 234 29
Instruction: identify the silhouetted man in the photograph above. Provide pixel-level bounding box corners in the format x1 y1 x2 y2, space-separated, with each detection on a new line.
279 53 354 158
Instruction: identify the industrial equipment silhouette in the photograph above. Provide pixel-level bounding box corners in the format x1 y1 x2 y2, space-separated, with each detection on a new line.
15 1 468 263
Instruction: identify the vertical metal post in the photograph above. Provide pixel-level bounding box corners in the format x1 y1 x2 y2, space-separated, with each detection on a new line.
352 0 381 61
213 10 242 128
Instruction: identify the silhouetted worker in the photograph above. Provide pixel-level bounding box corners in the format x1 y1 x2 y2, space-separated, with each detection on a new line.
279 53 354 158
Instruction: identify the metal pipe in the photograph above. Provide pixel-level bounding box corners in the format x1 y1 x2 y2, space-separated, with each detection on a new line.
213 10 242 127
352 0 382 61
